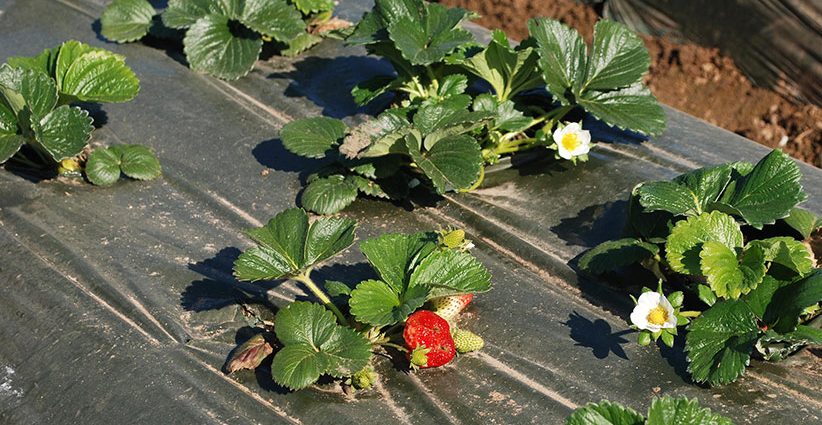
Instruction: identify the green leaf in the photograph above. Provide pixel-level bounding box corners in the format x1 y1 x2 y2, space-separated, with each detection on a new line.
388 3 475 66
437 74 468 99
413 99 491 148
240 0 305 42
351 75 400 106
565 400 645 425
32 106 93 161
406 133 482 194
183 14 263 80
637 181 702 217
282 32 323 57
101 0 155 43
646 396 734 425
345 174 389 199
673 163 735 210
293 0 334 14
782 208 820 239
85 147 122 186
324 281 352 297
6 47 59 76
234 208 356 281
0 104 24 163
744 275 784 319
747 237 813 276
119 145 161 180
685 299 759 385
720 150 806 229
583 20 649 91
271 302 371 390
461 38 542 101
666 211 744 275
763 269 822 334
756 325 822 361
56 42 140 103
409 249 492 298
699 241 765 299
162 0 211 29
697 284 717 307
348 279 428 326
280 117 347 159
528 17 586 105
577 83 666 137
360 231 438 293
300 175 359 215
345 110 410 158
578 238 659 274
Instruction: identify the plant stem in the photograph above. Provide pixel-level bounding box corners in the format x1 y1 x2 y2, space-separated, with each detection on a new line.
461 165 485 192
292 270 349 325
679 310 702 318
379 342 408 352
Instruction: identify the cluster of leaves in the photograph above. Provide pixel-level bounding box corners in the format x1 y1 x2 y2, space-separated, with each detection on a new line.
279 0 666 214
0 40 161 185
100 0 345 80
567 396 734 425
225 208 492 390
580 149 822 386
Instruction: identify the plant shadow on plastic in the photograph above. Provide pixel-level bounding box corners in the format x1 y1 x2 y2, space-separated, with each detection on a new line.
564 311 631 360
267 55 396 119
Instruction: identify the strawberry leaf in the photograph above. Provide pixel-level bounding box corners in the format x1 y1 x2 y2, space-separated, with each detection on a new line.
387 3 475 66
763 269 822 334
240 0 305 42
32 105 93 161
233 208 356 281
348 279 428 326
583 20 649 91
699 241 765 299
6 47 59 77
528 17 586 105
101 0 156 43
685 299 759 385
55 41 140 103
360 232 438 293
646 396 735 425
183 14 262 80
293 0 334 14
565 400 645 425
162 0 211 29
578 238 659 274
406 133 482 194
461 35 542 101
747 237 813 276
666 211 743 275
717 150 806 229
300 175 359 215
280 117 347 159
781 208 820 239
576 83 666 137
410 249 492 298
271 302 371 390
85 147 123 186
119 144 161 181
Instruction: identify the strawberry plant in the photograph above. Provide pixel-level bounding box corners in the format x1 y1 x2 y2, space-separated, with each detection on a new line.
279 0 665 214
0 41 161 185
566 396 735 424
100 0 347 80
579 149 821 386
223 208 492 391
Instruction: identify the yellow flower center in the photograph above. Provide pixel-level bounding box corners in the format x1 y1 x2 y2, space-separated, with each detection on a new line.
561 133 580 151
647 305 669 326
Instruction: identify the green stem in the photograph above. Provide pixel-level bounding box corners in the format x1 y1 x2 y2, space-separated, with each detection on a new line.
461 165 485 192
379 342 408 352
679 310 702 318
293 270 349 325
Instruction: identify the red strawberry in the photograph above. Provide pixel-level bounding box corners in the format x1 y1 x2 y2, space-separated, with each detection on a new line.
403 310 456 369
431 294 473 321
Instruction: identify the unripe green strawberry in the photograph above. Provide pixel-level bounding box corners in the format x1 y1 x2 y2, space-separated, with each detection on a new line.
431 294 473 321
351 366 378 390
453 329 484 354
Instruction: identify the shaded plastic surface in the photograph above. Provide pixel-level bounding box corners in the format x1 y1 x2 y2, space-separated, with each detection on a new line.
605 0 822 105
0 0 820 423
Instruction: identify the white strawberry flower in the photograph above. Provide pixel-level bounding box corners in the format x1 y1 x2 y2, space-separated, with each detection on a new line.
630 291 677 332
552 122 591 160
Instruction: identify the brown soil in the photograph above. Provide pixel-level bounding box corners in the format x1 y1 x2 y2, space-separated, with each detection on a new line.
441 0 822 168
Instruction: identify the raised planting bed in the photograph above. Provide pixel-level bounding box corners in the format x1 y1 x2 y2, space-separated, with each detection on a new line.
0 0 819 424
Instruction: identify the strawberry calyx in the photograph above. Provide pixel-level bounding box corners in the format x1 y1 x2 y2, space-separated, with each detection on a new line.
409 346 431 370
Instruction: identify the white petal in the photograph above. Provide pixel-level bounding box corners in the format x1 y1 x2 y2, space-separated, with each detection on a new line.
552 125 568 145
578 129 592 145
636 292 663 309
630 308 649 330
564 122 581 133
